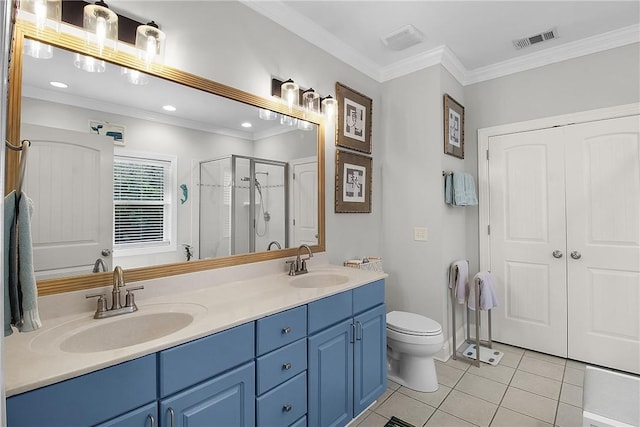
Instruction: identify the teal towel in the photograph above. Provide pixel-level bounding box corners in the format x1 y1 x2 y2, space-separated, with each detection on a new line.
4 191 17 336
16 192 41 332
452 172 478 206
4 191 42 336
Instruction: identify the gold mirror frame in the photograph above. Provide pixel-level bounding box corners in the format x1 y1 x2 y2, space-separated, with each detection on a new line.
6 20 326 296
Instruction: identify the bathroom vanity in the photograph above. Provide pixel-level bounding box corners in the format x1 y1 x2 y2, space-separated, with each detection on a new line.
5 264 386 427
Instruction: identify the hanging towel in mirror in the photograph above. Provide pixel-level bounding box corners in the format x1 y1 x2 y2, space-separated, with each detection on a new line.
468 272 499 311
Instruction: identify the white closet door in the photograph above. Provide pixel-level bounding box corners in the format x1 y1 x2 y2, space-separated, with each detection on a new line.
21 124 114 279
565 115 640 374
488 128 568 357
291 158 318 247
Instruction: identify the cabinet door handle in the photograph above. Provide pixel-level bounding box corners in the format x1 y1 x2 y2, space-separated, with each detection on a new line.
283 404 293 412
168 407 175 427
282 362 292 370
356 321 362 341
282 326 292 334
350 323 355 343
147 414 155 427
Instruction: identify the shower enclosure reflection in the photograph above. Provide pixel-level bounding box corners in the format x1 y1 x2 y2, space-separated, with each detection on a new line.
199 155 288 258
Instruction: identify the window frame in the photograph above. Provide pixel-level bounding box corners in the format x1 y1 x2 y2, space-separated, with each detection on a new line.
113 148 178 257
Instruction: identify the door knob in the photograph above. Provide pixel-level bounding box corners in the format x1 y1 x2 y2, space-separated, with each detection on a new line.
552 250 563 258
101 249 112 257
570 251 582 260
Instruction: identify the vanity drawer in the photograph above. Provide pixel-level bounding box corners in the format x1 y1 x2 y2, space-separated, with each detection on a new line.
159 322 254 397
7 354 156 427
308 290 353 334
257 372 307 427
353 280 385 315
257 338 307 394
256 305 307 356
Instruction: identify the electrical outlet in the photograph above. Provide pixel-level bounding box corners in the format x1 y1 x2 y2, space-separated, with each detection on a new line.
414 227 428 241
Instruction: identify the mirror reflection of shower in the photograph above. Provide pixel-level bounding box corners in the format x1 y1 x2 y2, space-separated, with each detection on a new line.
199 155 288 258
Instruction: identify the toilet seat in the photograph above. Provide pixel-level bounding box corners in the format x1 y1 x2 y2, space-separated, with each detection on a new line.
387 311 442 336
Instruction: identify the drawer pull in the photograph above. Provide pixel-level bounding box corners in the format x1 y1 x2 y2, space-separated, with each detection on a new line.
282 362 292 370
282 326 292 334
147 414 155 427
168 407 175 427
283 404 293 412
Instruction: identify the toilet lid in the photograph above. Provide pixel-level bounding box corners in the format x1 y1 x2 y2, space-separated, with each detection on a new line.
386 311 442 336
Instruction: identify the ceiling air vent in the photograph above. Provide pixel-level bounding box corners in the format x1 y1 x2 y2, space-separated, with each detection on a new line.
513 28 558 50
382 24 425 51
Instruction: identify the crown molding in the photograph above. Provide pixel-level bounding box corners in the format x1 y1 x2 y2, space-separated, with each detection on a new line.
464 24 640 85
240 0 383 82
242 2 639 87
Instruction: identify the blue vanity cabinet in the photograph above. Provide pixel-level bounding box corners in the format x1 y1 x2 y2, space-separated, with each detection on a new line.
95 402 158 427
307 280 386 427
159 362 255 427
256 306 308 427
158 323 256 427
6 354 157 427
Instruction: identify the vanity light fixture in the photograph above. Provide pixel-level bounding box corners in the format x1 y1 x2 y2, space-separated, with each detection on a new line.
280 78 299 111
321 95 338 120
19 0 61 32
83 1 118 56
49 81 68 88
302 88 320 114
162 105 177 112
73 52 106 73
258 109 279 121
135 21 166 67
121 67 149 85
20 0 61 59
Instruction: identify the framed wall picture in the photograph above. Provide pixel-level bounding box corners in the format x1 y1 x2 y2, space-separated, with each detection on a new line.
336 82 372 154
335 149 372 213
89 120 126 146
443 94 464 158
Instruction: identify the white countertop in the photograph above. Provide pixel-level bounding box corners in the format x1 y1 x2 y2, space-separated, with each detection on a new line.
4 261 386 397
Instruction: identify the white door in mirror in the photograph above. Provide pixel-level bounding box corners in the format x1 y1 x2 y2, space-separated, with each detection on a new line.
22 124 114 279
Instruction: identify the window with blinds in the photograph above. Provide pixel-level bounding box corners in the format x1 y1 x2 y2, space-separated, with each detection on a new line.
114 155 172 248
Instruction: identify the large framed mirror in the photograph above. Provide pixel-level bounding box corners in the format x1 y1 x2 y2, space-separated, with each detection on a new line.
6 20 325 296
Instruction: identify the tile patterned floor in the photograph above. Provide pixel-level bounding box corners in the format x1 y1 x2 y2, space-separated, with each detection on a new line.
352 343 591 427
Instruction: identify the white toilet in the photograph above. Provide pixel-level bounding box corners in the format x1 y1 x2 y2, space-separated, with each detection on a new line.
386 311 444 392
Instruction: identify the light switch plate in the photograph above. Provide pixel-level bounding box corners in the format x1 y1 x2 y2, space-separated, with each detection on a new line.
414 227 428 241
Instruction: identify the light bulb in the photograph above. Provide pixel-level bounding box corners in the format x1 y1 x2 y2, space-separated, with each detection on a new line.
280 79 299 111
34 0 47 30
96 16 107 52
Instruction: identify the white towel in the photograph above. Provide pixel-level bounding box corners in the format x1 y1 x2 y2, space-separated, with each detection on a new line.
449 260 469 304
468 272 499 311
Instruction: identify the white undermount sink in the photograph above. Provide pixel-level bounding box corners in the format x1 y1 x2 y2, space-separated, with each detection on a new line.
289 272 349 288
30 303 206 354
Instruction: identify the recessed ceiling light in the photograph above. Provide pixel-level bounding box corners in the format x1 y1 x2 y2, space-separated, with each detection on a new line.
163 105 176 112
241 122 252 128
49 81 68 88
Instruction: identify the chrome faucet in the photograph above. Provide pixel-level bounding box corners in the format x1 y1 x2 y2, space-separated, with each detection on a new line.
287 244 314 276
92 258 107 273
86 266 144 319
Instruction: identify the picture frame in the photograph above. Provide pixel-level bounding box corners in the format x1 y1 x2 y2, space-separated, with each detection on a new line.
443 94 464 159
335 149 372 213
336 82 373 154
89 120 126 146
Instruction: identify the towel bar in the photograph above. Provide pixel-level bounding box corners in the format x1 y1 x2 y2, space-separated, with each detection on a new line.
450 263 494 368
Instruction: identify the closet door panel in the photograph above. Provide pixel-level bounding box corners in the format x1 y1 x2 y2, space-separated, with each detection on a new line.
565 115 640 374
488 128 568 357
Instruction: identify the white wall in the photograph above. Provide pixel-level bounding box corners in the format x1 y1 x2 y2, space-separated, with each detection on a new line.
137 1 383 266
464 43 640 273
379 64 468 346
